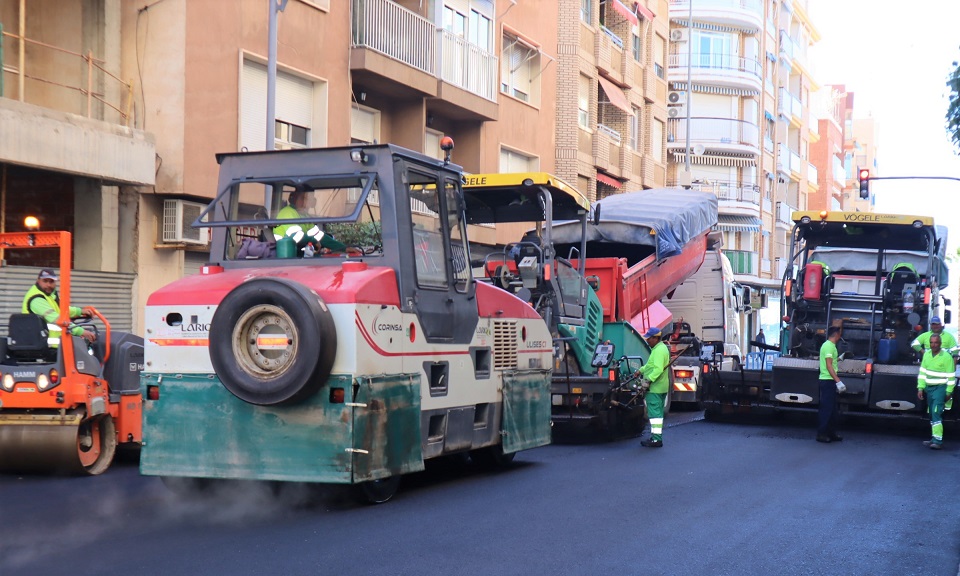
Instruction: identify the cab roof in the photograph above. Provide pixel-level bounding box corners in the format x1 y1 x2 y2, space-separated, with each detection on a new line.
462 172 590 224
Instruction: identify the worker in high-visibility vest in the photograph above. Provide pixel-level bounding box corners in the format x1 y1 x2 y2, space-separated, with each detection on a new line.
911 316 959 358
22 268 96 347
917 334 956 450
272 190 346 254
639 327 670 448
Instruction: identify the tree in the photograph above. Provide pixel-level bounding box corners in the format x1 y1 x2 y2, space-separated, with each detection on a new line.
947 57 960 153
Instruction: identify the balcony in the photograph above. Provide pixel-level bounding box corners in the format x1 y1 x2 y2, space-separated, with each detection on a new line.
667 53 762 94
807 162 818 187
0 26 155 186
667 117 760 156
775 201 795 225
438 29 498 101
777 88 802 126
668 0 764 33
350 0 498 121
684 180 760 219
724 249 758 276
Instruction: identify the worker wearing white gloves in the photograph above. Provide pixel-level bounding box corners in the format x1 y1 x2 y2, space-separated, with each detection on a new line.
816 326 844 444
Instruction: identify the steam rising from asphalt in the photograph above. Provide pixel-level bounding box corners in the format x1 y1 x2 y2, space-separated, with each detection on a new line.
0 475 342 572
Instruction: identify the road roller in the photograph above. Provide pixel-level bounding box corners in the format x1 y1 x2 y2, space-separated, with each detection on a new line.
0 230 143 475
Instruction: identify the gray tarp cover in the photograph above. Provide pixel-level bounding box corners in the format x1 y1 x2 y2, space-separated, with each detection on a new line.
551 188 718 259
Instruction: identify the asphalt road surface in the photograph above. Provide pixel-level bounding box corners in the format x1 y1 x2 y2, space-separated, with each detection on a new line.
2 412 959 576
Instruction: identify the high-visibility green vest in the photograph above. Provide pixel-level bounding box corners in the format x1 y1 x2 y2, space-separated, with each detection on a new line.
640 341 671 394
918 349 956 393
21 284 83 348
272 205 346 251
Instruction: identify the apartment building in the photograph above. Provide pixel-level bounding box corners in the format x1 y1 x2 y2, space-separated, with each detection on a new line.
665 0 820 335
0 0 155 332
558 0 671 200
808 84 846 211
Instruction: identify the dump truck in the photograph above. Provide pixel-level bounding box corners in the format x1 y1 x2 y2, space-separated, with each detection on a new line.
0 230 143 475
463 177 718 436
704 210 952 421
139 143 553 503
663 235 746 408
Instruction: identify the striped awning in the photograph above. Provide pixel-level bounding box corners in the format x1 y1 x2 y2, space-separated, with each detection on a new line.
670 152 756 167
714 215 762 232
598 76 633 115
669 83 759 96
671 20 758 34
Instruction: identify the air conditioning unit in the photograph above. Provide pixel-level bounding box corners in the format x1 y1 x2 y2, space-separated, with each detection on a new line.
667 104 686 119
670 29 688 42
668 91 687 105
163 199 209 245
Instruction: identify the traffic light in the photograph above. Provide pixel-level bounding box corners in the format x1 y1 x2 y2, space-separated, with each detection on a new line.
858 168 870 199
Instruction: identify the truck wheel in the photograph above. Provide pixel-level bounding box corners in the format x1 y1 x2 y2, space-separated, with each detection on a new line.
470 444 516 468
355 476 401 504
210 278 337 405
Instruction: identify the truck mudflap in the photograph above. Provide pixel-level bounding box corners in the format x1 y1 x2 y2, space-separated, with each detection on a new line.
141 372 425 483
869 364 923 414
502 370 552 454
351 374 424 482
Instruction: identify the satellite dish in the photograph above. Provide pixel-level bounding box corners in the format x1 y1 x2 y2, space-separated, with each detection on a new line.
692 144 706 156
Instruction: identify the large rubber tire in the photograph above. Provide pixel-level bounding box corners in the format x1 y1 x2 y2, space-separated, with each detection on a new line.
77 414 117 476
470 444 517 469
209 278 337 405
355 476 401 504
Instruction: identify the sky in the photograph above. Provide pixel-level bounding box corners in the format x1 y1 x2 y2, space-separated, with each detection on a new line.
807 0 960 258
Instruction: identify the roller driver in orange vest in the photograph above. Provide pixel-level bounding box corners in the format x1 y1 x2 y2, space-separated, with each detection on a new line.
272 190 347 256
22 268 96 347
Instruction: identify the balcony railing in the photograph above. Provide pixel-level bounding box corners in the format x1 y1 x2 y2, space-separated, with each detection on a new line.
807 162 818 183
352 0 497 102
777 88 802 119
669 0 762 11
724 249 757 276
676 180 760 203
597 123 622 144
352 0 436 74
775 201 795 223
667 117 759 149
0 28 133 126
669 53 762 80
600 25 624 49
439 30 498 101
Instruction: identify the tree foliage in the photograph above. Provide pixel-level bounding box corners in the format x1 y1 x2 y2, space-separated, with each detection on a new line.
947 58 960 153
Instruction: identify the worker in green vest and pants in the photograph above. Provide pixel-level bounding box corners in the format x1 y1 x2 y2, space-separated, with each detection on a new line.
639 327 670 448
917 334 956 450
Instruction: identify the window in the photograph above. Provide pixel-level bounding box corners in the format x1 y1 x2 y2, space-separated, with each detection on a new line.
581 0 592 23
653 35 665 79
500 147 540 172
501 33 541 105
629 105 641 151
350 105 380 145
652 118 664 162
470 9 492 52
632 32 641 62
241 59 322 151
443 6 466 37
695 30 733 69
578 75 591 129
274 121 308 150
425 129 445 161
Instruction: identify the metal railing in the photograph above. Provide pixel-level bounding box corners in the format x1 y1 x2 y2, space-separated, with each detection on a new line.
778 88 802 119
807 162 818 183
352 0 435 74
438 29 497 102
351 0 497 102
676 179 760 203
775 201 794 223
667 117 759 148
597 123 622 144
0 28 133 126
600 25 624 49
669 0 763 13
668 53 762 79
724 249 757 276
